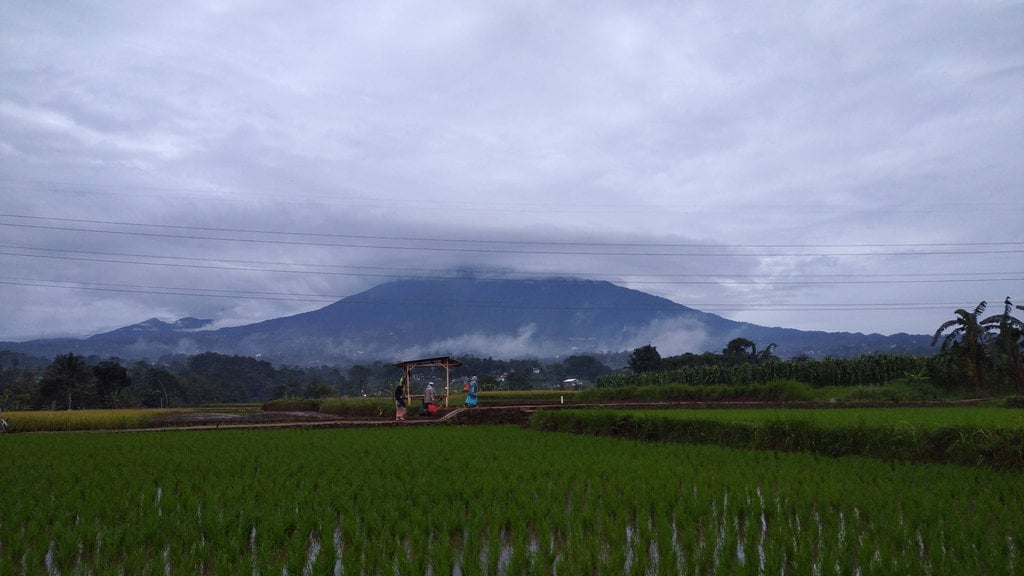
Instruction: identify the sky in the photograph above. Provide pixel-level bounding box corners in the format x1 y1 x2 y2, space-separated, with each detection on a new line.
1 1 1022 347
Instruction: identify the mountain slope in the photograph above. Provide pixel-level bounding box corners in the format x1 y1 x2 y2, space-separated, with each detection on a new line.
0 278 934 364
213 278 740 361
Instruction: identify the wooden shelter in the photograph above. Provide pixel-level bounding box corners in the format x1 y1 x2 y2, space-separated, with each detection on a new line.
392 356 462 408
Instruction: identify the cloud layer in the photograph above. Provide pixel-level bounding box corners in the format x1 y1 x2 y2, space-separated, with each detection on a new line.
1 1 1022 344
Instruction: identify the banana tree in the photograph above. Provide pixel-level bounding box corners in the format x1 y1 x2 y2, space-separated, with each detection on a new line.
982 297 1024 391
932 301 995 389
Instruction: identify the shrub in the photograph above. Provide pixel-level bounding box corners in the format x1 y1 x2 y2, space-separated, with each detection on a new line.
530 409 1024 470
579 379 814 403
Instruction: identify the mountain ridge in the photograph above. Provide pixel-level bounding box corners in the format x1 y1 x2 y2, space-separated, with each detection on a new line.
0 278 934 364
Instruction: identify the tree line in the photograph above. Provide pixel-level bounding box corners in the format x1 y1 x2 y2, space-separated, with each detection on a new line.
3 297 1018 409
615 298 1023 393
0 351 617 410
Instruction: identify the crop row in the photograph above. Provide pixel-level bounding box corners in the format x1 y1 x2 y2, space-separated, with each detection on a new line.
530 407 1024 470
2 426 1020 574
596 355 933 388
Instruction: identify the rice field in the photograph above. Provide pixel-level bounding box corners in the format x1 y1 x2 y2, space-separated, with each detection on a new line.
615 406 1024 429
1 425 1020 575
0 408 184 433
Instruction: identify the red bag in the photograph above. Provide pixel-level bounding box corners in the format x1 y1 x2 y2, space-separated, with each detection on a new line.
463 383 470 392
427 403 438 414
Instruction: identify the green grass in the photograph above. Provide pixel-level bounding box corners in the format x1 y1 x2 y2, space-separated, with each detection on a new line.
618 406 1024 429
470 389 583 403
1 426 1020 574
531 406 1024 469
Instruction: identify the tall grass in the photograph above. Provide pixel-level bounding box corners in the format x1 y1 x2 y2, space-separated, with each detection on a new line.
2 408 182 432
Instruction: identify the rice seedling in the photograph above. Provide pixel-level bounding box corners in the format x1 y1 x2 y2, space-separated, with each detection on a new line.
1 408 184 432
1 426 1020 574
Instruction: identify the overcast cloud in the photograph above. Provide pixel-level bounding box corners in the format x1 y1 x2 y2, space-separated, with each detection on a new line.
1 1 1022 346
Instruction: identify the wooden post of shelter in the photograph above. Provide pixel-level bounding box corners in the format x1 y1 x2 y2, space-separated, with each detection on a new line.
392 356 462 409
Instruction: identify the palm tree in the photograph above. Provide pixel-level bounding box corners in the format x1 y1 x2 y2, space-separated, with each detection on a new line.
981 297 1024 391
932 301 995 389
36 353 93 409
756 343 779 363
723 338 778 364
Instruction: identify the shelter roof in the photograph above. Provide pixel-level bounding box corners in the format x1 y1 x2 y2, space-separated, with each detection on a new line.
392 356 463 370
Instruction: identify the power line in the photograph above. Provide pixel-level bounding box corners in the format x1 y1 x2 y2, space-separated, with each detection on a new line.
0 244 1020 281
0 277 988 312
2 213 1022 249
1 251 1021 284
0 279 333 303
6 179 1023 215
3 222 1023 257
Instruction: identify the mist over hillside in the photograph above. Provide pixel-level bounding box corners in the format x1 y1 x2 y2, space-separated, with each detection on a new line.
0 278 934 365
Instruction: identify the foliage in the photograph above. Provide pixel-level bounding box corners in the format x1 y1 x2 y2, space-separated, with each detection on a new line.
982 297 1024 391
1 352 355 410
598 354 935 389
628 344 662 373
580 380 815 402
932 301 994 389
722 337 778 364
931 298 1024 391
562 354 613 381
35 353 94 410
129 363 185 408
92 360 132 407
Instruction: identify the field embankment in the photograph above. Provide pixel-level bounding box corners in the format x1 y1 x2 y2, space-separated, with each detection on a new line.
529 406 1024 470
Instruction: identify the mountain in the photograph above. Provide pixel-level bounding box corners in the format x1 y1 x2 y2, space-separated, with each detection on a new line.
92 316 215 339
0 278 934 364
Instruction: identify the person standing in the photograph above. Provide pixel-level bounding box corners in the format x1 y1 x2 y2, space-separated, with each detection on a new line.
464 375 478 407
394 379 407 421
423 381 436 416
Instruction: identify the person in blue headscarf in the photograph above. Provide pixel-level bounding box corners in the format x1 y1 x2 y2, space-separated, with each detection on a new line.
464 375 478 407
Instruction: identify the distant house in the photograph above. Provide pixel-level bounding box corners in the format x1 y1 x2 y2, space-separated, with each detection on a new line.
562 378 580 390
